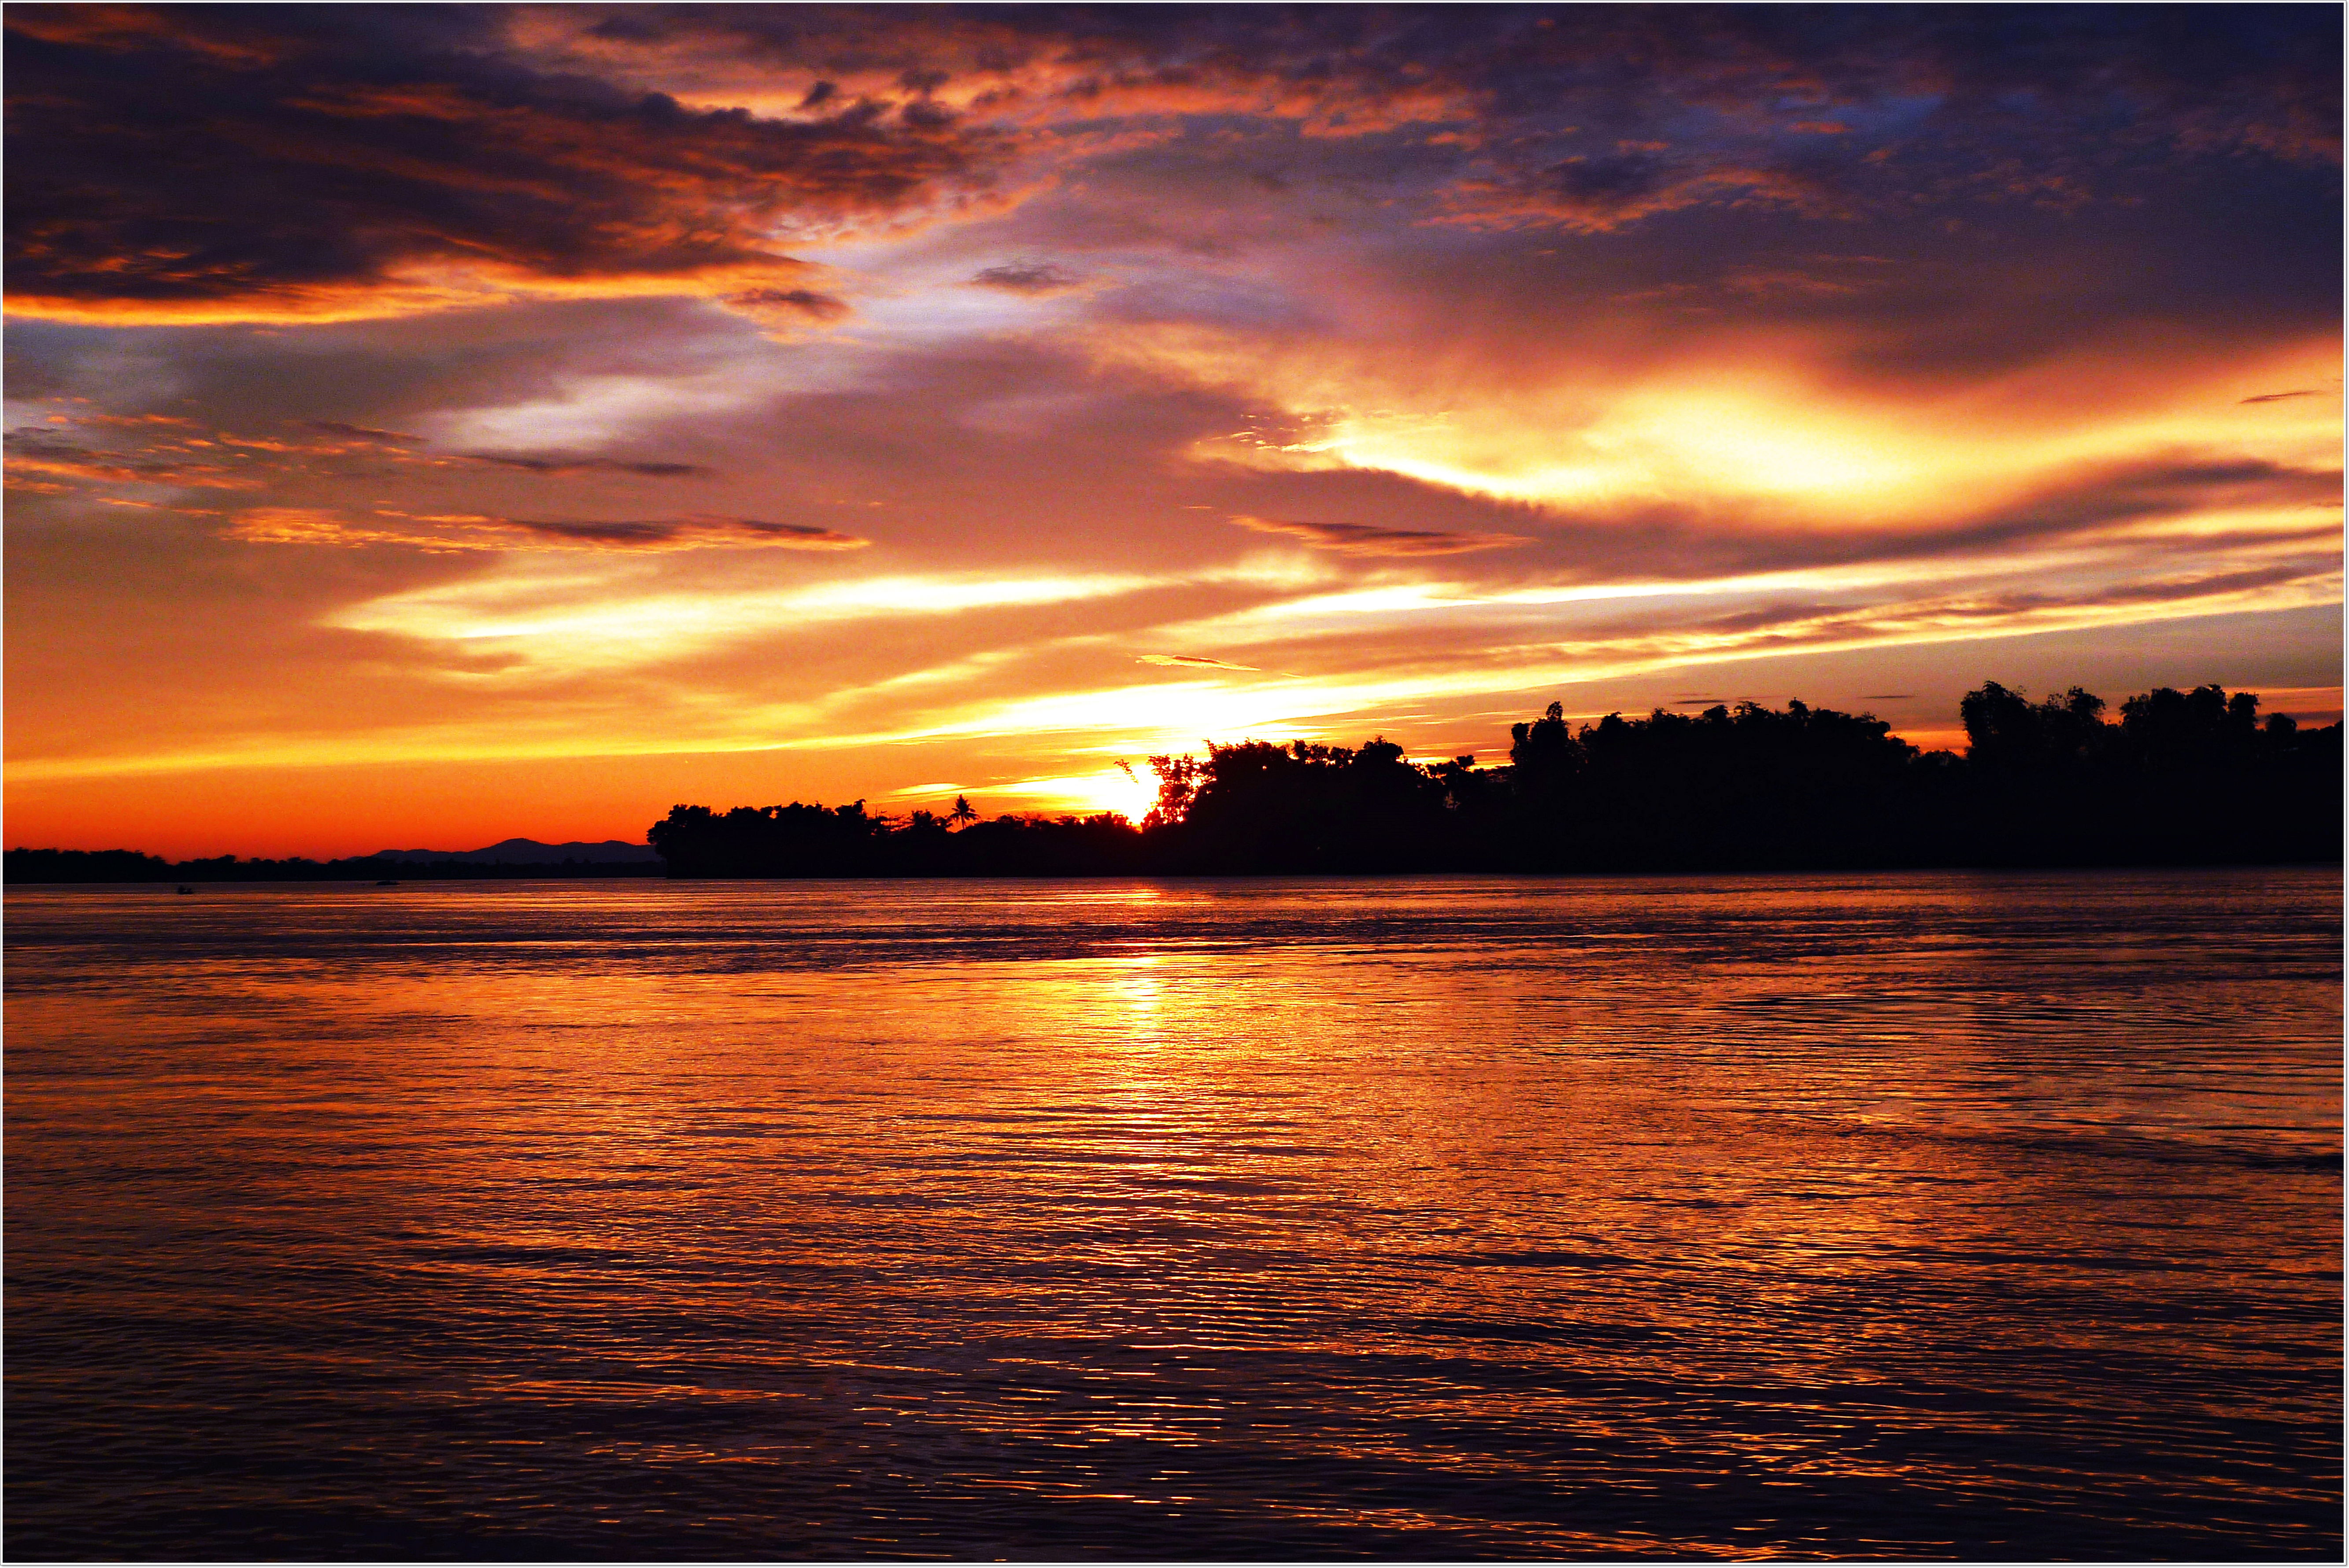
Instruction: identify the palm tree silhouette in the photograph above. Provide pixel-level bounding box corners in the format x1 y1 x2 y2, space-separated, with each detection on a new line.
949 794 977 829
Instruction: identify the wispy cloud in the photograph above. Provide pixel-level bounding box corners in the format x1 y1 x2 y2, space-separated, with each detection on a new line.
304 420 423 445
227 508 868 553
970 260 1084 295
1139 653 1259 670
1231 514 1531 556
458 452 714 478
727 287 853 323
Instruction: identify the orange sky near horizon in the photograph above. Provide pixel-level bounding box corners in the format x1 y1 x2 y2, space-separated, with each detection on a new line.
6 5 2341 859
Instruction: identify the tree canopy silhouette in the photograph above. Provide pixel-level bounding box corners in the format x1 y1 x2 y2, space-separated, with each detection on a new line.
634 683 2338 878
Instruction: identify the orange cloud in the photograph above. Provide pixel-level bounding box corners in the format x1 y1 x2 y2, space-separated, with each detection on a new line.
4 437 267 490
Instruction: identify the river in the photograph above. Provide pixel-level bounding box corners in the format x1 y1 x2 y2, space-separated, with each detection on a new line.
6 870 2339 1557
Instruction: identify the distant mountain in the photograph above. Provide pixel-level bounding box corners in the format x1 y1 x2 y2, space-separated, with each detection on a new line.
367 838 661 864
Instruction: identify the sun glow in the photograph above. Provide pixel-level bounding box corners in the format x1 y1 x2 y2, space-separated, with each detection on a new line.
1112 321 2344 526
986 766 1164 822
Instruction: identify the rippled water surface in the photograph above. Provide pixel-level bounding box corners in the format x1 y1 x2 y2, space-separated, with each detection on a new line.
7 870 2341 1559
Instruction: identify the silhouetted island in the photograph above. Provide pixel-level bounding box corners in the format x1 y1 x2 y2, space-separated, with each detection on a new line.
9 684 2338 884
647 683 2341 878
1 846 667 885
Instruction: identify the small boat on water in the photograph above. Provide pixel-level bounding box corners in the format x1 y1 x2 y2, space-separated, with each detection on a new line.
175 885 193 894
374 879 399 886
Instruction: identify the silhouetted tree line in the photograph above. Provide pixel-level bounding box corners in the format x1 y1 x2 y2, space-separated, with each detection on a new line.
1 849 666 884
648 801 1149 878
11 684 2335 884
647 683 2340 878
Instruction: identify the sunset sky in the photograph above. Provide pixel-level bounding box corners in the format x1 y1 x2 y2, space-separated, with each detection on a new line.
7 4 2341 858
